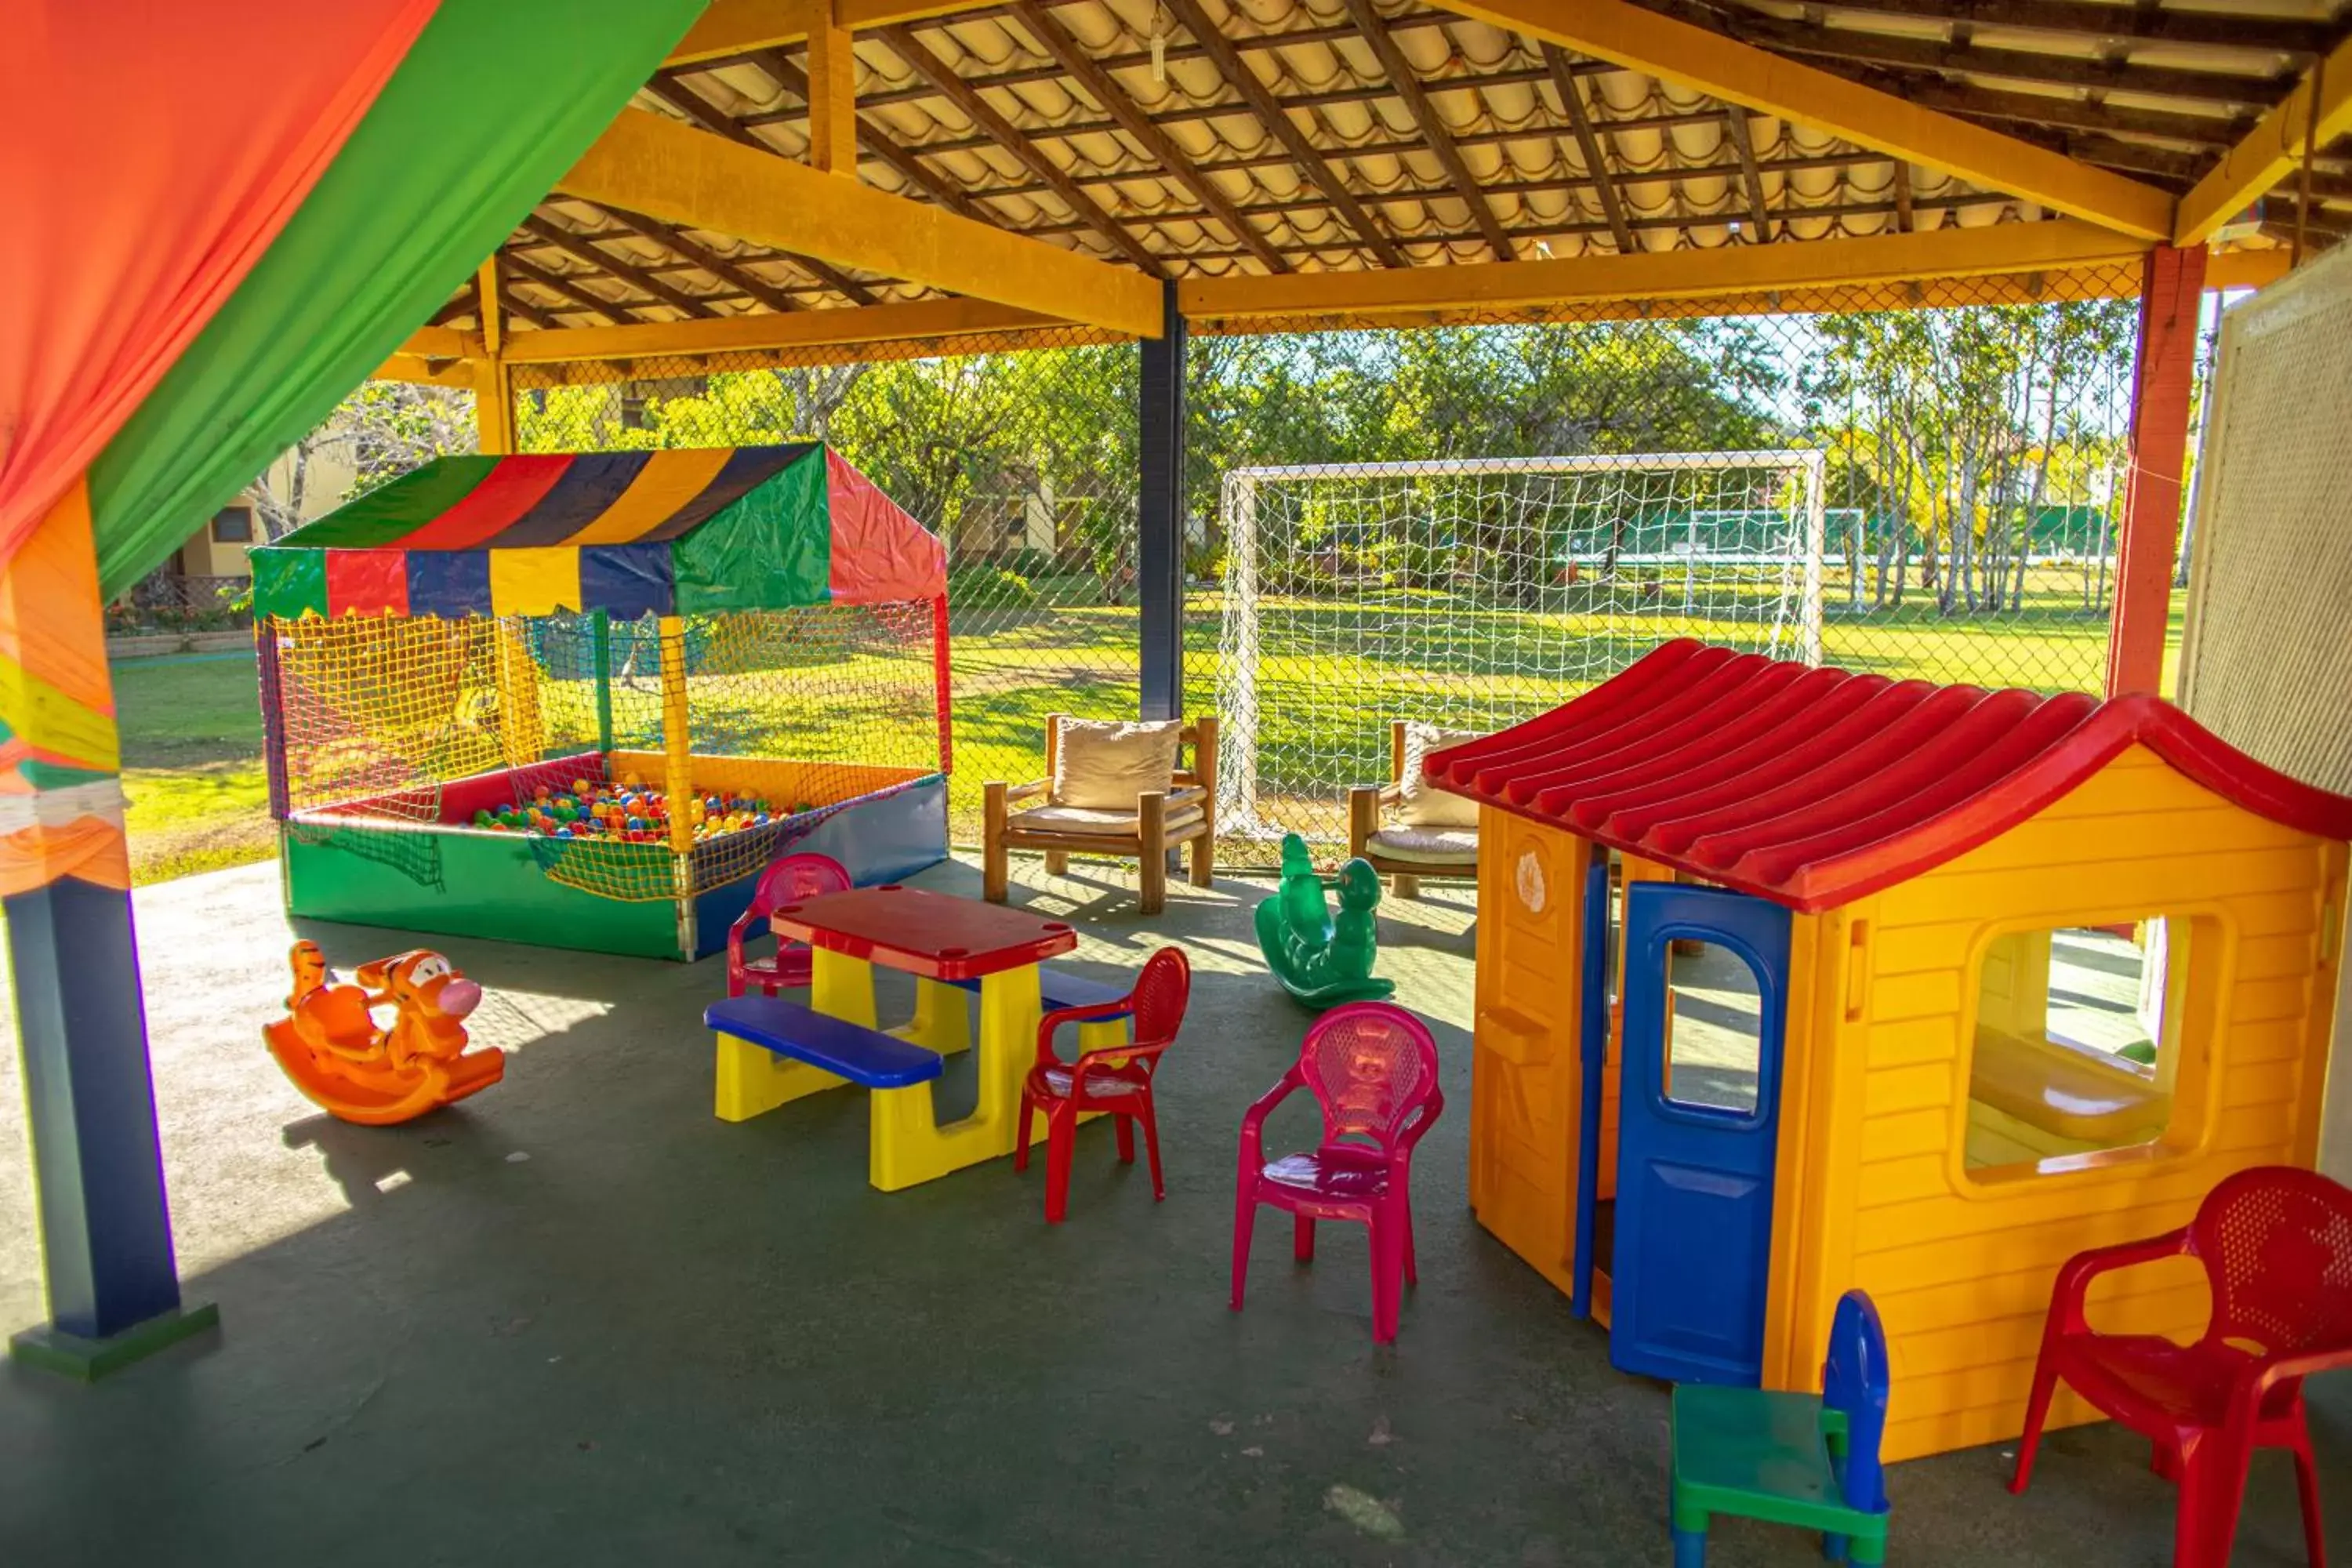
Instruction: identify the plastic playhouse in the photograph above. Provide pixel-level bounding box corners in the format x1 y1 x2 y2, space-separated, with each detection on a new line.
1435 639 2352 1461
249 443 952 960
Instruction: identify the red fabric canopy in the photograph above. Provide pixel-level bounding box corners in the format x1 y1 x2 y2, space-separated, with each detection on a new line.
0 0 437 567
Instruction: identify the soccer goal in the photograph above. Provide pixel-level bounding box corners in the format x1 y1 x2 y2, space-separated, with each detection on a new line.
1213 449 1828 854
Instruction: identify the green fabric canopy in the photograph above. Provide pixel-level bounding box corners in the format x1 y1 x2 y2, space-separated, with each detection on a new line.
87 0 705 598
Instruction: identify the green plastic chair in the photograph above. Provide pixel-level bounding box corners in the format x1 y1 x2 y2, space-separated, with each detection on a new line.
1669 1290 1892 1566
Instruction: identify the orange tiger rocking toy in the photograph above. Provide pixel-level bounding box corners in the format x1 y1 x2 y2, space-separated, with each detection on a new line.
263 942 503 1125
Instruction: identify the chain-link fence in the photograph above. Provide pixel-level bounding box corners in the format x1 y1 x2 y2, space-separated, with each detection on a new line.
488 261 2166 866
1185 263 2151 862
511 324 1140 848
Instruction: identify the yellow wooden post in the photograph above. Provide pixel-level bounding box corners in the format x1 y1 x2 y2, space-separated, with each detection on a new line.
472 258 515 455
806 7 859 176
660 614 695 955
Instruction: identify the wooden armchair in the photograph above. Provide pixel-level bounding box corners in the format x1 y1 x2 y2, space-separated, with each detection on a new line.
1348 720 1483 900
983 713 1218 916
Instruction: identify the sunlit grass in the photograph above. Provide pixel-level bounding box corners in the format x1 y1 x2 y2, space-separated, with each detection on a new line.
109 592 2185 884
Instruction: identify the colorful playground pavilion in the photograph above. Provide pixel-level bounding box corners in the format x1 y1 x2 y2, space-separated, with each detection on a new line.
1440 640 2352 1461
7 0 2352 1563
251 443 952 960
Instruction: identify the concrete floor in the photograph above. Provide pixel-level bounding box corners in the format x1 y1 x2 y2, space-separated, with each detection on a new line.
0 855 2343 1567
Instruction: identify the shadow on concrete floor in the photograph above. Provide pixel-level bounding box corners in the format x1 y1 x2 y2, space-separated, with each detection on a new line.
0 854 2342 1566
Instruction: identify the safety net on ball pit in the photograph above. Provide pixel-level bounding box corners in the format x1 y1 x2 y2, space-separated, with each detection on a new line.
251 443 949 902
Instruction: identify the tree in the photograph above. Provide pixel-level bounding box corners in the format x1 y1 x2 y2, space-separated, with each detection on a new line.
250 381 475 539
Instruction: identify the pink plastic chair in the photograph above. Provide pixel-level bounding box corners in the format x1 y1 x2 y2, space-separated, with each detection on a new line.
725 852 851 997
1230 1001 1444 1344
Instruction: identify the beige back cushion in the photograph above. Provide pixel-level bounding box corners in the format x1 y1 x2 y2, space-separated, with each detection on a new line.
1395 720 1485 829
1051 718 1183 809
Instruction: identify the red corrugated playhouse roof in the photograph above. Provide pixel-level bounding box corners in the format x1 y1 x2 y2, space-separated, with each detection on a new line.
1425 640 2352 913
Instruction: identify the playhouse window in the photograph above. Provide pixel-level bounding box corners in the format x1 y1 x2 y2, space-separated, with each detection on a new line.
1663 939 1766 1115
1963 917 2205 1174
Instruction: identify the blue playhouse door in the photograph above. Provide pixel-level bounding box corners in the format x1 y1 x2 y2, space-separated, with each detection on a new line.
1609 881 1792 1386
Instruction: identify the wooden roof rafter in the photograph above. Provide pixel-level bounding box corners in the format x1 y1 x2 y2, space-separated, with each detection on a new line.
1158 0 1409 267
1338 0 1516 260
1542 42 1637 254
748 46 994 220
875 24 1170 276
1797 0 2328 56
497 250 655 326
1722 103 1774 242
1005 0 1290 272
517 213 727 319
1733 16 2296 110
587 205 813 313
1440 0 2176 238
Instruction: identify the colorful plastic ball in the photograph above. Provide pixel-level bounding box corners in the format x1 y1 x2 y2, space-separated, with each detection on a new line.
626 816 644 831
554 826 573 839
754 813 770 826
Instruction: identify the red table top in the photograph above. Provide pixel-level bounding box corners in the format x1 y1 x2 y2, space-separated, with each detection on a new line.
768 885 1077 981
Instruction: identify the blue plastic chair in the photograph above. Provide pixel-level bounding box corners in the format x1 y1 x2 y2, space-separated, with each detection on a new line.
1668 1290 1892 1566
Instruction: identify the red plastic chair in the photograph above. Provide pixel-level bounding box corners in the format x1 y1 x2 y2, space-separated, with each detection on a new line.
725 852 851 998
1014 947 1190 1223
1229 1001 1443 1344
2009 1165 2352 1568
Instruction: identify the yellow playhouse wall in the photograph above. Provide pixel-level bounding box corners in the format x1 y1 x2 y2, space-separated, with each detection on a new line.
1468 810 1590 1297
1777 743 2347 1461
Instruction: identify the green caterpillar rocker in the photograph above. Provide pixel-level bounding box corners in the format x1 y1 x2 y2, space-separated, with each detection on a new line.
1253 833 1394 1010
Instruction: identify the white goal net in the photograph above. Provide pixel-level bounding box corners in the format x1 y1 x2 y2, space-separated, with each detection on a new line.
1213 450 1828 853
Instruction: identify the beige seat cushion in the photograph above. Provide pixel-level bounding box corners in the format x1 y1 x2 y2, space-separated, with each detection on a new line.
1367 824 1479 866
1051 719 1183 809
1395 721 1484 829
1011 801 1206 837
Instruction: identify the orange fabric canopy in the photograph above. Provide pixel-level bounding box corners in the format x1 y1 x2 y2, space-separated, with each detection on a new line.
0 0 437 568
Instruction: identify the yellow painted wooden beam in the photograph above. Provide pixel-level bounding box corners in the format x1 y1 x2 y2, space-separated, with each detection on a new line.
397 325 472 361
2176 36 2352 247
806 13 860 176
1179 219 2152 324
372 352 477 388
666 0 819 64
663 0 988 64
1431 0 2175 241
495 297 1075 365
2205 248 2292 292
559 108 1163 338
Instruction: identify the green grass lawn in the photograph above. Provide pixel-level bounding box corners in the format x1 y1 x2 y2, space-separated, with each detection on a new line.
114 652 272 885
109 594 2187 884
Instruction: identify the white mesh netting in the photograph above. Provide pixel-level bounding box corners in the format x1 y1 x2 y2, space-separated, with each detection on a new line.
2180 246 2352 795
1213 452 1827 845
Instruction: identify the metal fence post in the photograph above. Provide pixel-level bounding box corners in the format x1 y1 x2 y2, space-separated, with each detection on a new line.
1138 281 1185 721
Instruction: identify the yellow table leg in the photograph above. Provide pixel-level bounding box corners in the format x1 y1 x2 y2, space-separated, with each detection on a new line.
868 962 1044 1191
716 949 877 1123
902 978 971 1055
978 964 1044 1156
811 947 877 1026
714 1032 848 1122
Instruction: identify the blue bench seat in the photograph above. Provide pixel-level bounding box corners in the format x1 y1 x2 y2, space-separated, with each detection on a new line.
704 996 943 1088
946 964 1131 1016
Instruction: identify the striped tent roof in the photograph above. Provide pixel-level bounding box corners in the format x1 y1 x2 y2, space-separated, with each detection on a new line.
250 443 943 621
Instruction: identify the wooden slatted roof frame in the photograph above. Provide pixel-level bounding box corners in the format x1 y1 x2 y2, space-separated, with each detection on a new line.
383 0 2342 376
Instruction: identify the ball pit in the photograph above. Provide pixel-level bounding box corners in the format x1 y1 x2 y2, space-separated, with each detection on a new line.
468 771 792 845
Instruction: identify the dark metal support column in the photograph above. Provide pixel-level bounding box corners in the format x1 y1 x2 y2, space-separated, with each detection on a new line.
1138 280 1185 721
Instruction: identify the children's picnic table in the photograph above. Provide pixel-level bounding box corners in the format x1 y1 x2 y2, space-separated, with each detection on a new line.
717 884 1080 1190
